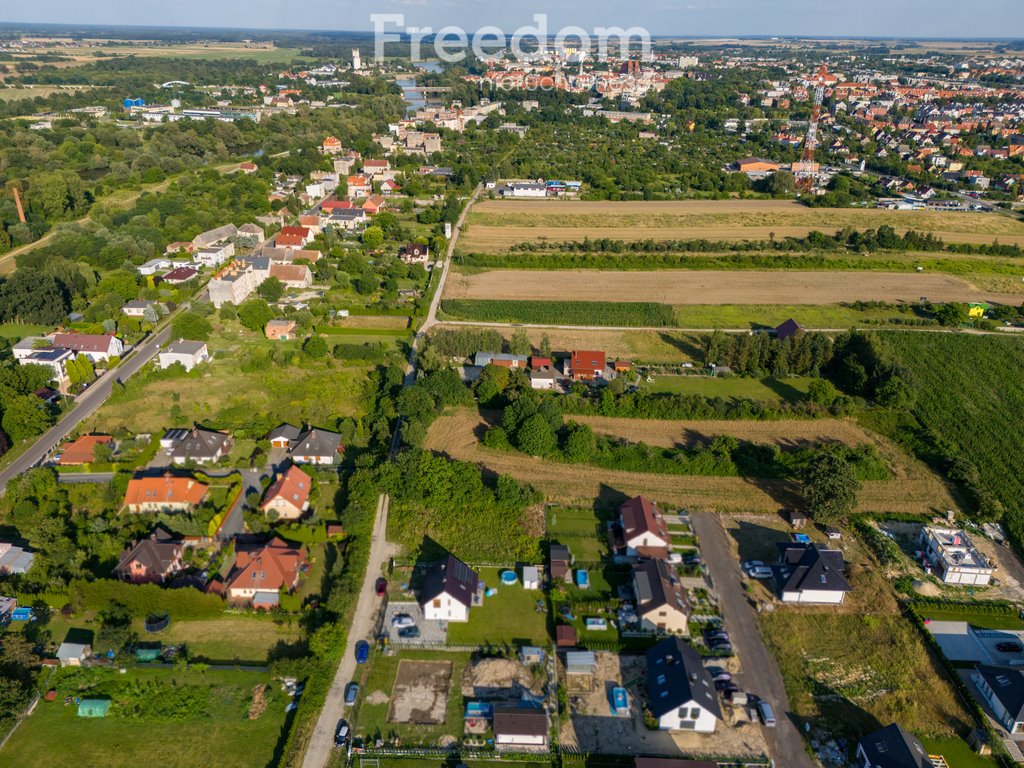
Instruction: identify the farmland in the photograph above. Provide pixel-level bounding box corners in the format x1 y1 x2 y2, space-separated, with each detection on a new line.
461 200 1024 251
874 331 1024 549
424 408 956 513
439 299 676 327
444 269 1023 305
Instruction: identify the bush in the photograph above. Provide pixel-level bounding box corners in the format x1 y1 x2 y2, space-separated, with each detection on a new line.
71 580 225 619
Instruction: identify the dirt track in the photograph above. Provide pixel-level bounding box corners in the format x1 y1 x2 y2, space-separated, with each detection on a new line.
446 269 1024 305
425 409 956 515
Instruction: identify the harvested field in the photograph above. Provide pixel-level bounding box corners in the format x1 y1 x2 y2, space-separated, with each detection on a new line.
462 200 1024 251
387 660 452 725
445 269 1024 305
425 408 956 514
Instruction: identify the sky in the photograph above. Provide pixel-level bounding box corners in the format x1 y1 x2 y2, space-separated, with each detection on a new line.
2 0 1023 39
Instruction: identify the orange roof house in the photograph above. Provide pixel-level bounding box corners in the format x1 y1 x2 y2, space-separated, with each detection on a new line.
566 350 607 381
60 435 113 465
123 473 209 513
619 496 670 558
361 195 386 214
275 226 312 248
226 538 308 607
322 136 343 154
261 465 311 520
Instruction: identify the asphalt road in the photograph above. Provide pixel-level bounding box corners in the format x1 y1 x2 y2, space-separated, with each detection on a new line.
690 512 814 768
0 325 171 494
301 493 397 768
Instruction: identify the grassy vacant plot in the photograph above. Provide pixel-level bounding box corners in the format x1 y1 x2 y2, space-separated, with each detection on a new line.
425 409 955 514
0 85 102 101
132 617 304 663
0 667 288 768
447 567 550 647
0 323 51 338
445 269 1022 306
461 200 1024 251
643 376 812 402
760 611 971 740
915 605 1024 632
356 650 470 746
547 506 614 562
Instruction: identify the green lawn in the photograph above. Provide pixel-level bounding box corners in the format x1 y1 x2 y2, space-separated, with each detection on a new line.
920 736 999 768
446 568 549 647
547 506 613 562
916 607 1024 631
130 616 304 664
354 650 471 746
0 322 50 338
643 375 812 402
0 667 289 768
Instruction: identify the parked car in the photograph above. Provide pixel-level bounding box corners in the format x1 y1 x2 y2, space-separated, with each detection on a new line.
398 626 421 639
374 577 387 597
742 560 764 571
757 700 776 727
710 670 732 683
666 553 683 564
684 554 702 565
355 640 370 664
715 679 738 692
335 719 351 748
997 642 1023 653
344 682 360 706
747 566 773 579
391 613 415 629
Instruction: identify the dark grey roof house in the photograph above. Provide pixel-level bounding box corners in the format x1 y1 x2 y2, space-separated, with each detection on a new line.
419 554 479 621
855 723 932 768
290 427 342 465
169 427 232 465
974 665 1024 735
645 636 721 732
776 543 850 604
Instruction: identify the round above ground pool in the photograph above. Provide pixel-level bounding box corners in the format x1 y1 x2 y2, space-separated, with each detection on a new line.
500 570 517 585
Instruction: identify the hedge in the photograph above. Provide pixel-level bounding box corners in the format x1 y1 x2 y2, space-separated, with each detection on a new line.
70 580 225 619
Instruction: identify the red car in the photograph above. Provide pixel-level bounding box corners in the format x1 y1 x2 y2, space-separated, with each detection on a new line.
374 577 387 597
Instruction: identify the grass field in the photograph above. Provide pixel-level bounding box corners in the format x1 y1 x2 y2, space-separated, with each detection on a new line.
445 269 1022 305
547 506 613 561
0 667 288 768
131 617 304 663
446 567 550 647
425 409 955 514
916 606 1024 631
0 323 51 338
462 200 1024 251
0 85 104 101
643 376 813 402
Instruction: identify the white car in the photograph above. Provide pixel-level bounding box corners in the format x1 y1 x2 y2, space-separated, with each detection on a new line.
747 566 774 579
741 560 765 571
391 614 416 629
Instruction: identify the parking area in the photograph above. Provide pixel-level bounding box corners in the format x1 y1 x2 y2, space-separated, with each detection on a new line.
381 601 448 646
927 620 1024 664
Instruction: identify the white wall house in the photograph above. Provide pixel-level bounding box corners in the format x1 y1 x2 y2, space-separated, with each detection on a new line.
420 554 478 623
646 637 721 733
157 340 210 372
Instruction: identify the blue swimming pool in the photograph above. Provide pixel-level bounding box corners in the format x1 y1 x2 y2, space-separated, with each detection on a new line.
500 570 517 585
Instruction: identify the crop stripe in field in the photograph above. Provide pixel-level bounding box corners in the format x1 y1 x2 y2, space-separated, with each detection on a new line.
439 299 676 327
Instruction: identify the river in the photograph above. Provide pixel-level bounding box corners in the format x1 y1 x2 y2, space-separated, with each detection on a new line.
397 60 443 114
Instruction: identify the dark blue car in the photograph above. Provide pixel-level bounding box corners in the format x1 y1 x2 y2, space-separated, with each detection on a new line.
355 640 370 664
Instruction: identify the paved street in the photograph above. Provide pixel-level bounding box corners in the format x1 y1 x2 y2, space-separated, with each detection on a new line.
0 325 171 494
302 493 398 768
691 512 814 768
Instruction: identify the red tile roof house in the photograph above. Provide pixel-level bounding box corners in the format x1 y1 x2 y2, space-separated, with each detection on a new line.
565 350 607 381
362 195 386 214
261 465 312 520
226 538 308 609
114 528 184 584
161 266 199 285
362 159 391 176
346 175 371 197
619 496 671 558
60 435 114 465
275 226 313 248
123 473 209 513
269 263 313 289
321 199 354 212
52 333 124 363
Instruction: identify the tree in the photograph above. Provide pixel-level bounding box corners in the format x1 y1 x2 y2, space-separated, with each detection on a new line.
237 298 275 332
539 334 552 357
362 226 384 249
2 395 54 442
800 449 861 525
806 378 837 406
171 311 213 341
516 413 557 457
563 422 596 462
96 601 133 654
66 354 95 387
935 302 968 327
257 277 285 301
302 334 328 359
508 329 531 356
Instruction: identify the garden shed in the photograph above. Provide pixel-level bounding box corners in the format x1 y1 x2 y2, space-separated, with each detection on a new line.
522 566 540 590
77 699 111 718
566 651 597 676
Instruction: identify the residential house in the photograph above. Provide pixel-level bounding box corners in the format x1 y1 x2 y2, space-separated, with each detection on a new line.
974 665 1024 735
60 435 113 466
736 157 781 175
549 544 573 583
920 527 994 586
420 554 479 622
18 348 72 387
362 159 390 179
239 222 266 242
168 427 232 465
263 247 320 265
239 162 259 175
269 263 313 289
776 543 850 604
322 136 343 154
57 641 92 667
265 319 297 340
193 242 236 268
632 558 690 634
492 707 549 749
161 266 199 285
121 300 161 318
268 423 301 448
775 318 804 340
346 175 372 198
620 496 671 558
323 208 369 231
499 182 548 198
321 198 355 213
401 243 430 264
226 538 308 609
157 340 210 372
565 350 607 381
261 465 312 520
645 636 722 732
529 367 559 390
123 473 209 513
855 723 932 768
52 333 124 363
192 224 238 250
0 541 34 574
208 258 270 307
474 352 529 368
275 226 313 248
165 242 195 255
139 258 173 275
290 427 343 465
381 179 401 195
362 195 386 215
113 528 184 584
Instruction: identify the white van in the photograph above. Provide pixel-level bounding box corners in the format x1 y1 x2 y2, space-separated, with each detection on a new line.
757 700 776 727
